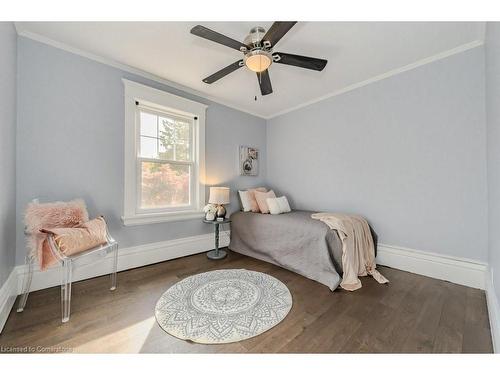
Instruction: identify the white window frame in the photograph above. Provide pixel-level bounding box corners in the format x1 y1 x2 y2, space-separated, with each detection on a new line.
122 79 207 226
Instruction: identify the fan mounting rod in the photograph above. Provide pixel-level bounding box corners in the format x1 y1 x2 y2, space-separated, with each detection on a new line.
243 26 268 49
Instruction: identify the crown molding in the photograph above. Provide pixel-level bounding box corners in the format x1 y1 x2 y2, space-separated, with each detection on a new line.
15 26 484 121
15 27 267 120
266 39 484 120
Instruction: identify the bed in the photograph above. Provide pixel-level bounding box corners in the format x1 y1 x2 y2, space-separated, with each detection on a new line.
228 210 378 291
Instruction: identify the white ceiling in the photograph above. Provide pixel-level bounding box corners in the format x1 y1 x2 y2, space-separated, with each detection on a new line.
15 22 485 118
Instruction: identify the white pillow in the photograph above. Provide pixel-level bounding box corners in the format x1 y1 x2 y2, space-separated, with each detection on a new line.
276 196 291 213
238 190 252 212
266 196 292 215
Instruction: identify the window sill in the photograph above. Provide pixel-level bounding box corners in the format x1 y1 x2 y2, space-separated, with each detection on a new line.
121 210 205 226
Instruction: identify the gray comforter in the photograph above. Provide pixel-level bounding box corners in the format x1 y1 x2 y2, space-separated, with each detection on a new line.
228 210 345 290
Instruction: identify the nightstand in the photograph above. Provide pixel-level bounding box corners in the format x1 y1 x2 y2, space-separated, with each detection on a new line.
203 218 231 259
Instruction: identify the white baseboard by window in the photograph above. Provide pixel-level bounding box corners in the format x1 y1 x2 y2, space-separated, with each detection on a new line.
485 267 500 353
0 267 19 333
376 243 488 290
15 230 230 294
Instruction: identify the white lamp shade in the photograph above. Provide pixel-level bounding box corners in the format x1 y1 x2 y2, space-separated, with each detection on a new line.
209 187 230 205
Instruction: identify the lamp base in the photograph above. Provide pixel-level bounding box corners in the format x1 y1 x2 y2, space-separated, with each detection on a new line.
216 205 226 220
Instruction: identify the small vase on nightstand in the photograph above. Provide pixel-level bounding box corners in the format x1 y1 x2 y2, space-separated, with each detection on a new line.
216 205 226 220
205 212 215 221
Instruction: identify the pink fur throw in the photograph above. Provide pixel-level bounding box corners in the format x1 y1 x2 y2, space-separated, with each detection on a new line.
24 199 89 270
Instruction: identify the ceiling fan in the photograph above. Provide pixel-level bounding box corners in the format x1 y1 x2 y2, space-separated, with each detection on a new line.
190 22 328 96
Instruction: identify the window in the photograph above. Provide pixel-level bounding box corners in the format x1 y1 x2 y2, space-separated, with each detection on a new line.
138 107 193 210
122 79 206 225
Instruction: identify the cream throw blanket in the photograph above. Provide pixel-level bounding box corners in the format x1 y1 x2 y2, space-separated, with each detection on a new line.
311 213 388 291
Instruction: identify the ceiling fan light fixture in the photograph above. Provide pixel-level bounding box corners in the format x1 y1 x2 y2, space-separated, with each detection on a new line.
192 22 326 96
244 50 272 73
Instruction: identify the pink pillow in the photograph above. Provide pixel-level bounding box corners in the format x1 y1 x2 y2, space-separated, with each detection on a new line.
41 217 108 260
254 190 276 214
248 187 267 212
24 199 89 270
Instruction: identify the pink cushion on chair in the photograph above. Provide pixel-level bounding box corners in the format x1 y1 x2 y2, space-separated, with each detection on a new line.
254 190 276 214
40 217 108 264
24 199 89 270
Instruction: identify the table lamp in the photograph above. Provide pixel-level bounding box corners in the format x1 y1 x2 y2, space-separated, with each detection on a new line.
209 187 230 220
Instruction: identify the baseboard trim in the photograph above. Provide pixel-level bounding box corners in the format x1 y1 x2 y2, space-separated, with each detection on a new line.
0 268 19 333
3 234 491 337
376 243 487 290
9 237 487 295
485 267 500 353
15 230 230 294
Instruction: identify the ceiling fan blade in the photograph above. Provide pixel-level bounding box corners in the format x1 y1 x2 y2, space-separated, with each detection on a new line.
202 60 243 84
262 22 297 47
191 25 249 51
257 70 273 96
273 52 328 71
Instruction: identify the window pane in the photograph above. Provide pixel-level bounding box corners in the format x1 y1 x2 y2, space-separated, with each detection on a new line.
140 162 190 208
175 143 190 161
158 116 192 161
140 136 158 159
176 121 190 142
158 116 175 151
159 140 174 160
140 111 157 137
175 121 191 161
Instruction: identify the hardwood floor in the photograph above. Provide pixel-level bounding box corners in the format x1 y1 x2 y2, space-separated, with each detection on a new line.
0 250 493 353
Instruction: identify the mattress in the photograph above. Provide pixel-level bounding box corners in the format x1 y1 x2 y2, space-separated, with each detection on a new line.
228 210 345 290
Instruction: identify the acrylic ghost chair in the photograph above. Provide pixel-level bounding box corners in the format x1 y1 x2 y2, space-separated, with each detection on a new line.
17 218 118 323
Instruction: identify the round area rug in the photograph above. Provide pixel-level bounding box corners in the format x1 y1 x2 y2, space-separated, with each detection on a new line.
155 269 293 344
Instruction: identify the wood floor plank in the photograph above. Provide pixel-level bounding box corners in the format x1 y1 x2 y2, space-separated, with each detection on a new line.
0 251 492 353
398 278 445 352
462 287 493 353
432 282 468 353
279 294 360 353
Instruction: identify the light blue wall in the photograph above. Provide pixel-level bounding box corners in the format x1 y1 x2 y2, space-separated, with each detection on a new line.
15 36 267 265
486 23 500 301
267 46 488 261
0 23 17 285
12 32 494 269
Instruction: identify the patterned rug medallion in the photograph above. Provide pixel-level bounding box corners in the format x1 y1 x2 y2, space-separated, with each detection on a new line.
155 269 293 344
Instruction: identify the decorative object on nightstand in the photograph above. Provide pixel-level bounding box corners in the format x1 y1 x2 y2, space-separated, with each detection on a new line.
209 187 230 221
203 218 231 260
203 203 217 221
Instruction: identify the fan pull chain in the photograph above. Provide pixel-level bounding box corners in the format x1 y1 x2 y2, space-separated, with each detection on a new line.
257 70 262 101
255 71 260 101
